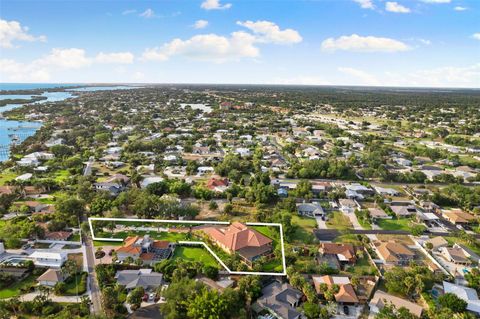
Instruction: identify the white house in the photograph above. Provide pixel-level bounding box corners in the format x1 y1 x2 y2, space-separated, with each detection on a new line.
443 281 480 315
29 251 67 268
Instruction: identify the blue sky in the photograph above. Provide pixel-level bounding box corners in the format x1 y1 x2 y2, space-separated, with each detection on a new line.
0 0 479 87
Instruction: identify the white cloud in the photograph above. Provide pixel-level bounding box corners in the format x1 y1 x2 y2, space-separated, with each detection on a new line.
142 31 259 63
0 48 138 82
273 76 330 85
36 48 92 69
472 33 480 41
139 9 155 18
338 67 380 85
193 20 209 29
321 34 410 53
353 0 375 9
454 6 467 11
420 0 450 3
0 59 50 82
385 2 411 13
236 20 302 44
201 0 232 10
404 64 480 87
0 19 46 48
95 52 134 64
122 9 137 15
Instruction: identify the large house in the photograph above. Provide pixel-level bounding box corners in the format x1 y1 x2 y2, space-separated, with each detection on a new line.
312 275 359 304
390 205 418 218
439 245 473 266
296 202 324 217
115 235 175 265
441 209 477 225
115 269 163 292
374 241 415 266
443 281 480 316
369 290 423 318
254 281 303 319
199 222 273 266
317 243 357 270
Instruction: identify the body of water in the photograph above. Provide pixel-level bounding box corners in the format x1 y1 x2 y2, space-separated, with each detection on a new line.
0 94 36 100
0 83 80 91
67 85 139 92
0 84 136 161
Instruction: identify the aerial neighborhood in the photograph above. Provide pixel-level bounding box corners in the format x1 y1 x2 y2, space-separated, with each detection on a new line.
0 84 479 319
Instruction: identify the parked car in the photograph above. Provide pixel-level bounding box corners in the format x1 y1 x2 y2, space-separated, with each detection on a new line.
343 305 349 315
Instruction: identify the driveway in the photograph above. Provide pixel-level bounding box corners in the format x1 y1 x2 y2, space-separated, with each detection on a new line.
315 216 328 229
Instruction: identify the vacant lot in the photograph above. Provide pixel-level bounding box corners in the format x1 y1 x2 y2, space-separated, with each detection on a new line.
326 211 353 230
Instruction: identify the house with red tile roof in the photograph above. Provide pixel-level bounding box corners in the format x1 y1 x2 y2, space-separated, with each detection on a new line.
312 275 359 304
206 177 229 193
199 222 273 266
116 235 174 265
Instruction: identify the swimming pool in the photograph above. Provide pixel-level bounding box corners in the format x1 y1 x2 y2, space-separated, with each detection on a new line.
1 257 32 266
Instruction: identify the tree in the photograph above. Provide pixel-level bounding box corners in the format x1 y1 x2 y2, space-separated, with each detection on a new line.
438 293 468 313
202 265 218 280
208 200 218 211
62 260 78 279
127 287 145 309
303 301 321 319
187 288 229 319
296 179 313 199
375 304 417 319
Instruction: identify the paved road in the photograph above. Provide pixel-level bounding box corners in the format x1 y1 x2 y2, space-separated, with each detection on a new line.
314 228 480 241
84 237 102 315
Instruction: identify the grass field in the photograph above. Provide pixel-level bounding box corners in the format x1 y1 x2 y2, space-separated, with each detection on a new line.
0 170 16 186
172 246 219 268
291 215 317 244
376 218 412 232
0 274 37 299
61 273 87 296
326 211 353 230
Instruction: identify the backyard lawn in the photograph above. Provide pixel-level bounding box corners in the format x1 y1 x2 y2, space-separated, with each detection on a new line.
0 273 37 299
172 246 219 268
326 211 353 230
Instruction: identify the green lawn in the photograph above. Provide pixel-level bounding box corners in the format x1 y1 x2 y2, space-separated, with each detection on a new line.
54 170 71 183
262 259 283 272
326 211 353 230
172 246 219 268
344 255 377 276
291 215 317 244
61 273 87 296
0 170 16 186
0 273 37 299
376 218 412 232
333 234 365 246
252 226 280 250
